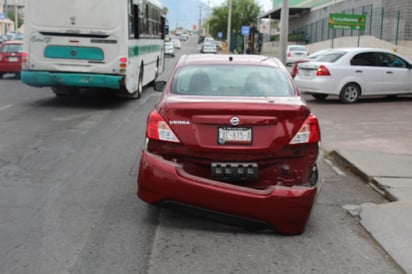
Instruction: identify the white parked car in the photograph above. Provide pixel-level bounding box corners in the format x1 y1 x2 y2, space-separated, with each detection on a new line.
294 47 412 103
286 45 309 66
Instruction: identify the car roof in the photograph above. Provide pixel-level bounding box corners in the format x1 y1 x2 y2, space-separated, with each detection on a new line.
176 54 283 68
326 47 399 54
323 47 410 59
1 40 23 45
287 45 308 50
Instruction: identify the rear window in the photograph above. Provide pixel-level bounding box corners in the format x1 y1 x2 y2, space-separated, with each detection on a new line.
316 51 347 62
171 65 294 97
289 46 307 52
0 44 22 53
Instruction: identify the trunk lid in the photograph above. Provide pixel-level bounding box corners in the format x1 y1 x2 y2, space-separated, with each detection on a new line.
160 96 310 153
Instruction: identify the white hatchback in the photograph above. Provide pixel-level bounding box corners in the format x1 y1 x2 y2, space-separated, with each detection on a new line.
294 47 412 103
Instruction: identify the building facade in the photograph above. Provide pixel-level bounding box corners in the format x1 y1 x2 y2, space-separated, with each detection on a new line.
266 0 411 45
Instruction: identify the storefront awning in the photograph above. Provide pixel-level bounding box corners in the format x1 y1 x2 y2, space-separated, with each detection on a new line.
260 7 311 20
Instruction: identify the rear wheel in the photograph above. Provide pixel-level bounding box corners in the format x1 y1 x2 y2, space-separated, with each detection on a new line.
150 59 159 86
308 164 318 186
133 68 143 99
121 66 143 99
339 83 360 104
312 94 328 101
0 73 3 79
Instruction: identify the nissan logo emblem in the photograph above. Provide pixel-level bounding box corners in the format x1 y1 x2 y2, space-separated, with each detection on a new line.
230 116 240 126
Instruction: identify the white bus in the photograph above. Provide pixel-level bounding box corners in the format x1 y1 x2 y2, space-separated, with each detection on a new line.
22 0 168 98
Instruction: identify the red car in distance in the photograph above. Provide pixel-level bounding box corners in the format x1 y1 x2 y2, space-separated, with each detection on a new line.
137 54 321 235
0 40 23 79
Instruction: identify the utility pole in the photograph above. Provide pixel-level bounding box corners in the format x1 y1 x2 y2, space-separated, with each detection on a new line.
207 0 210 36
198 4 202 36
14 0 18 31
279 0 289 65
226 0 232 52
4 0 8 33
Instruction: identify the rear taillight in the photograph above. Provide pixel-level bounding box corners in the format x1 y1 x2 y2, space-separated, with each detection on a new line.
316 65 330 76
22 52 28 64
288 52 291 57
290 114 321 144
119 57 127 72
146 110 180 143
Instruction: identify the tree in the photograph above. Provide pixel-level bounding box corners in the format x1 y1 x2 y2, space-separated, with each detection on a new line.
206 0 261 40
6 7 24 29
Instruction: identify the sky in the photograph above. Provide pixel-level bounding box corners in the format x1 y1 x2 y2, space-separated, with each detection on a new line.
162 0 273 31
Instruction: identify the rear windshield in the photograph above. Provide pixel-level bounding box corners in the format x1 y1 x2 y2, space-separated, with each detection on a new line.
289 46 307 52
316 51 347 62
0 44 22 53
171 65 294 97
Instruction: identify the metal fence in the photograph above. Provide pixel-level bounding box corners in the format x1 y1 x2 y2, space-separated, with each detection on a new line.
292 4 411 45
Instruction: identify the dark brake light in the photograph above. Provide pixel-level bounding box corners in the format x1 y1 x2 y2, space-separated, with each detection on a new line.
316 65 330 76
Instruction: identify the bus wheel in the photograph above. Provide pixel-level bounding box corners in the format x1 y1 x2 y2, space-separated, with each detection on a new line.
130 68 143 99
150 59 159 86
52 86 79 96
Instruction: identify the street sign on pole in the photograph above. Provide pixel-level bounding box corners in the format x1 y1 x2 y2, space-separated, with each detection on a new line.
241 26 250 36
240 26 250 54
328 13 366 31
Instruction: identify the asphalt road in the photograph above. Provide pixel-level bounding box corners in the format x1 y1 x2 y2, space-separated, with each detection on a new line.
0 38 406 274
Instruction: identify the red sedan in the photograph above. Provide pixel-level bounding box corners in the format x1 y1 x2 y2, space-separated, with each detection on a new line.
137 54 321 235
0 40 23 78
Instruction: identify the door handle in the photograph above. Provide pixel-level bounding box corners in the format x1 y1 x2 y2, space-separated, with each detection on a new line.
355 70 363 73
386 71 394 74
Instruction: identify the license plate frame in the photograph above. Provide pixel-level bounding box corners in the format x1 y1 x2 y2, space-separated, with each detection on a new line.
217 127 252 145
8 57 18 62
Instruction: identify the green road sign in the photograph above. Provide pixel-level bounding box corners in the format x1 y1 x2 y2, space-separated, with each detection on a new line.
328 13 366 30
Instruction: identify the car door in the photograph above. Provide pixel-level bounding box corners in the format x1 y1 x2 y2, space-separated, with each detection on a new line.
378 52 412 93
350 52 386 95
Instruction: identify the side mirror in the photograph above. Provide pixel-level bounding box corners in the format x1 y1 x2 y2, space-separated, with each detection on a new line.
153 81 166 92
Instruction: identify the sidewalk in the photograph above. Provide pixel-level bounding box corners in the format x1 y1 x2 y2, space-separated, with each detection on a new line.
260 39 412 273
332 149 412 274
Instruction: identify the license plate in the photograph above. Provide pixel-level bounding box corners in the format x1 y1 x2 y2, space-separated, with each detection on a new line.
8 57 18 62
218 127 252 145
303 70 311 77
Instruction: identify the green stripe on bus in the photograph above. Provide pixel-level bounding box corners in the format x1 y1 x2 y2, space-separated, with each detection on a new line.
44 46 104 60
129 44 162 57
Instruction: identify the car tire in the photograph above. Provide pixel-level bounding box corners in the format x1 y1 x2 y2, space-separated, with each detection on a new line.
339 83 360 104
312 94 328 101
308 164 318 186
